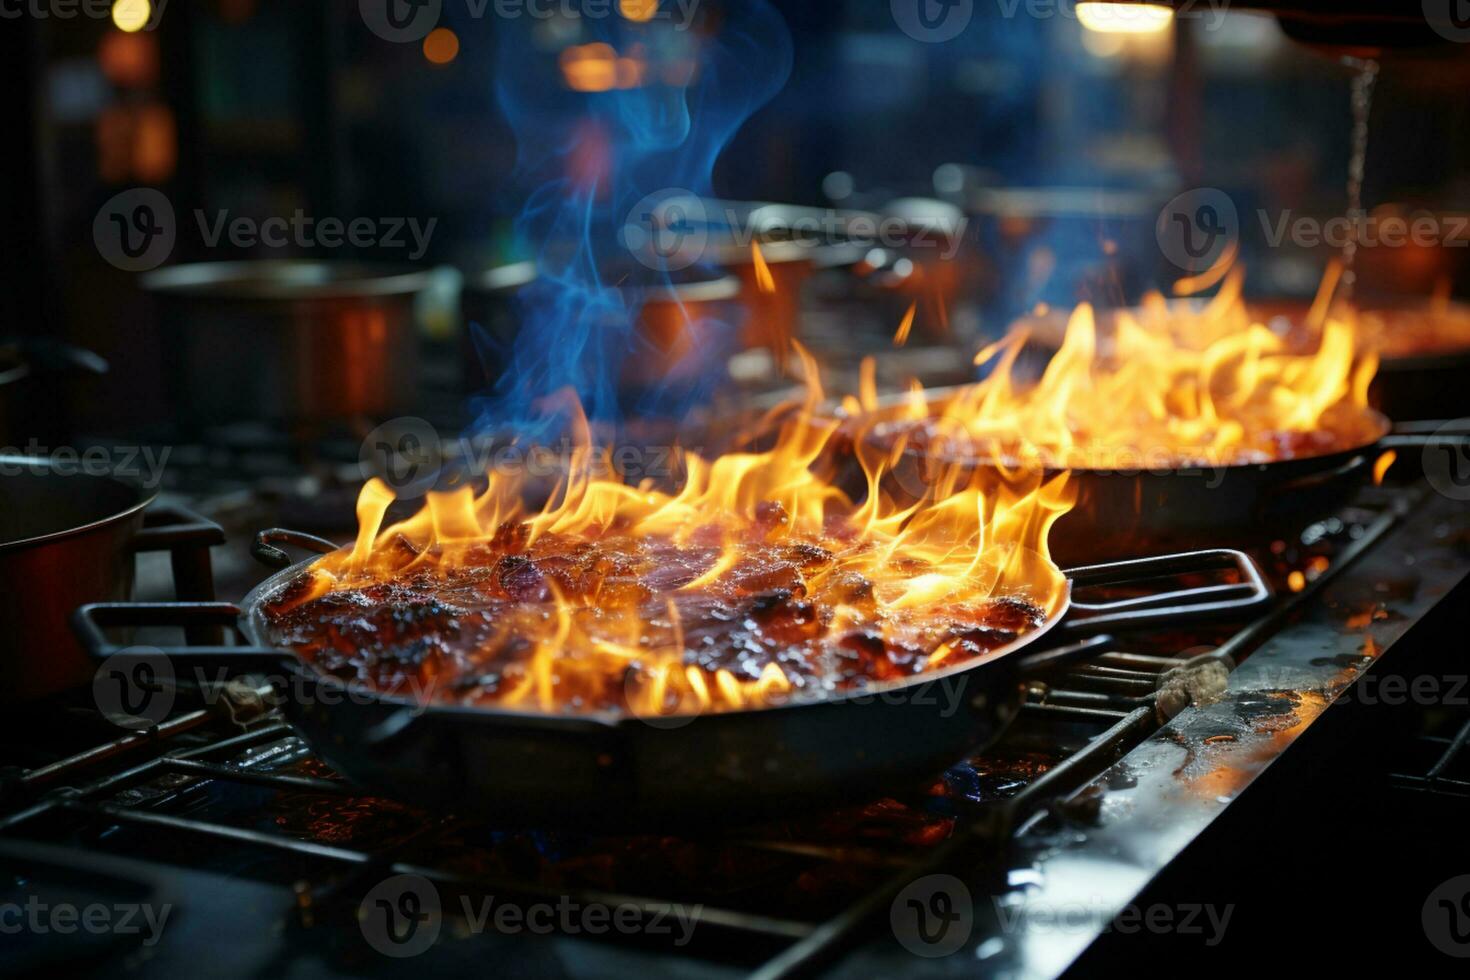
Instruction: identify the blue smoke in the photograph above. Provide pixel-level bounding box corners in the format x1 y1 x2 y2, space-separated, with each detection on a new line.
472 1 794 439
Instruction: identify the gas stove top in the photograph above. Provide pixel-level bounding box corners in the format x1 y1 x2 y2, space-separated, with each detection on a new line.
1 462 1467 978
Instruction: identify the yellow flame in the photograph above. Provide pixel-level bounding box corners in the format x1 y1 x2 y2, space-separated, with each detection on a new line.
297 348 1073 719
878 266 1381 471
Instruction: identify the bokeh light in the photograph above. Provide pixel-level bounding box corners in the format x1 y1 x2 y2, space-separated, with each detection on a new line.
111 0 152 33
619 0 659 23
423 27 460 66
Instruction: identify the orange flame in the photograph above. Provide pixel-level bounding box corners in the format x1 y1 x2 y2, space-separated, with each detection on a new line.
893 302 918 348
869 267 1382 470
751 241 776 294
276 346 1074 719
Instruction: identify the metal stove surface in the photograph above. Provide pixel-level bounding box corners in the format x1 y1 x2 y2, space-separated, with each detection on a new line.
2 467 1467 978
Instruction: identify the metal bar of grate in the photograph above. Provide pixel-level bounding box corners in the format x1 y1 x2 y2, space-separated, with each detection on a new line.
49 798 819 943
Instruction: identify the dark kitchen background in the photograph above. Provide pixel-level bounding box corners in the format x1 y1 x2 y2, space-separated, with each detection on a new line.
4 0 1470 440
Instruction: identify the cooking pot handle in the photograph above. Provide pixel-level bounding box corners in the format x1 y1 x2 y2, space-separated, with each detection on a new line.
72 602 292 676
252 528 342 570
1060 549 1270 633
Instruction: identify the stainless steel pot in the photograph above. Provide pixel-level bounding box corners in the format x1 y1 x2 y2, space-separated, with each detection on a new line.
0 457 222 703
460 264 743 394
0 340 108 448
142 261 431 428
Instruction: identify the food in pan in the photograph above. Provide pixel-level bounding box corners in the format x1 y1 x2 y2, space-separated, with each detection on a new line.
261 365 1073 720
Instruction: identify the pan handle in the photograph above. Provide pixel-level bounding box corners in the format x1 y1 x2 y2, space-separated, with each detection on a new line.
252 528 342 570
1060 549 1270 633
1378 419 1470 451
72 602 292 676
1264 453 1370 498
1013 634 1115 678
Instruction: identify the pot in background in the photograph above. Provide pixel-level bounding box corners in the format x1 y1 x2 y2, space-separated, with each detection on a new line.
143 261 431 430
0 457 222 703
460 261 537 396
0 340 109 448
460 264 743 395
1253 298 1470 422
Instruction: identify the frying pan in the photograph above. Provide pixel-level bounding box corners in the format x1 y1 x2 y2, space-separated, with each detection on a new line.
74 529 1268 829
835 389 1463 566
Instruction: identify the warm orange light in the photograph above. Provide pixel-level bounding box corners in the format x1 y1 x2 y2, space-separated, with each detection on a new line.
98 30 159 88
560 43 619 92
619 0 659 23
751 242 776 294
423 28 460 65
1373 450 1397 486
1077 2 1174 34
